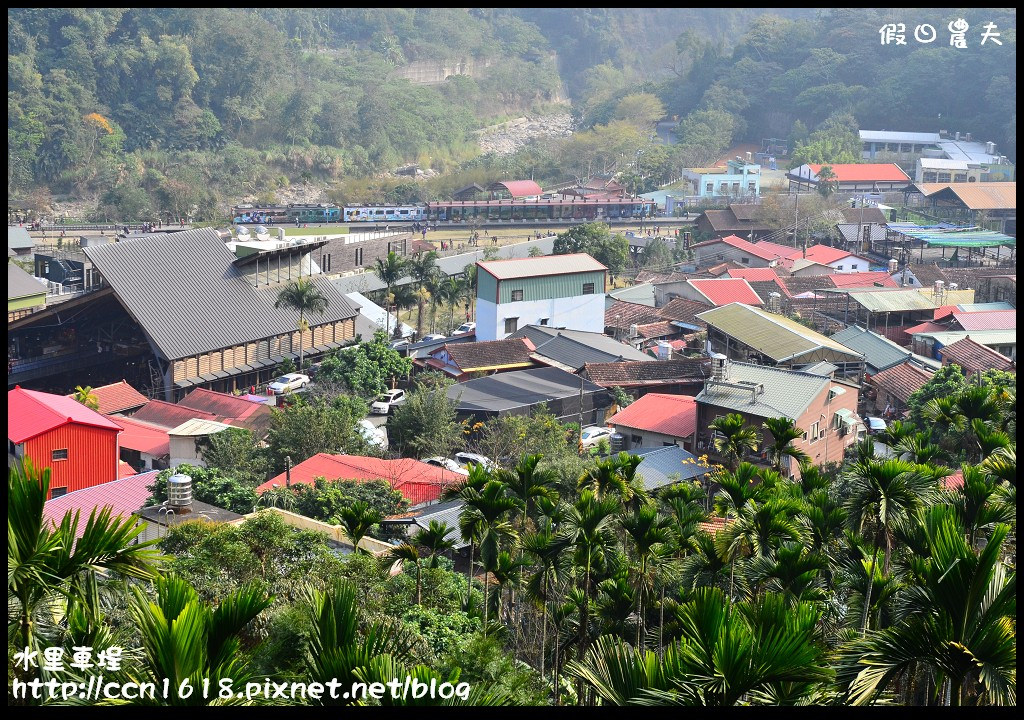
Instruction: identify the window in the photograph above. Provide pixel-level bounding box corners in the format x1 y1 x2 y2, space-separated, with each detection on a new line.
631 435 643 447
836 265 844 271
354 248 363 266
851 263 859 270
582 283 595 295
705 183 714 194
740 257 750 264
50 487 68 498
808 421 820 443
887 143 898 152
539 318 549 326
510 289 524 301
748 182 756 193
504 317 518 334
52 449 69 461
322 253 332 272
953 174 967 183
937 172 952 183
923 172 937 182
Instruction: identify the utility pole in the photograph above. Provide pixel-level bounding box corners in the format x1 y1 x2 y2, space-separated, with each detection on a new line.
578 374 585 454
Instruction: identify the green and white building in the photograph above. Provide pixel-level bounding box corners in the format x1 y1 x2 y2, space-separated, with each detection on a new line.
475 254 607 341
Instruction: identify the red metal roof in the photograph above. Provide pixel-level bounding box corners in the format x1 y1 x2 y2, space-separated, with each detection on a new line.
608 393 697 439
943 470 964 491
43 470 159 539
118 460 137 478
828 272 898 289
178 388 275 436
808 163 910 183
257 453 465 506
132 400 218 429
696 235 789 262
933 305 958 320
490 180 543 198
800 244 855 265
905 320 950 336
688 278 764 306
65 380 149 415
724 268 791 297
753 240 801 259
8 387 123 444
112 417 171 456
951 310 1016 331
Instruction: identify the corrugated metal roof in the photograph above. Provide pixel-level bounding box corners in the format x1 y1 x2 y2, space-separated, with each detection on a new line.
913 182 1015 210
918 158 969 170
828 271 898 289
66 380 149 415
608 283 656 306
133 400 218 429
859 130 941 144
633 445 712 491
42 470 159 539
697 303 864 363
8 226 33 250
84 228 358 361
844 288 975 313
477 253 607 280
413 500 469 548
911 329 1016 347
447 366 605 413
695 362 831 421
830 325 913 373
689 278 764 306
951 310 1016 331
609 393 697 438
9 387 123 444
489 180 543 197
112 417 171 456
167 418 233 436
8 264 47 300
807 163 910 183
510 326 652 365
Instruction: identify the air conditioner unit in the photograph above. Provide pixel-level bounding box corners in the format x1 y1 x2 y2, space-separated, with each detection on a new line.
629 324 639 338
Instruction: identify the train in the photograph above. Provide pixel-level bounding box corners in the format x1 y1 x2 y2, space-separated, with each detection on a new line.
231 203 423 224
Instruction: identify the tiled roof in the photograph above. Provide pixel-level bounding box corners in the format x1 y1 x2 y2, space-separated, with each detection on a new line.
900 263 947 287
8 387 123 444
698 516 731 536
939 337 1015 375
438 338 535 372
828 272 898 289
951 310 1016 331
688 278 764 306
178 388 276 437
746 280 788 303
727 204 762 221
700 209 772 233
754 240 803 259
582 358 709 387
697 303 863 364
635 320 681 339
511 326 653 368
605 300 663 330
64 380 149 416
869 362 934 404
609 393 697 438
43 471 159 539
942 470 965 491
808 163 910 183
839 207 888 225
633 445 713 491
111 417 171 456
257 453 464 505
132 400 218 429
83 228 358 361
657 298 712 326
779 275 835 296
477 253 606 280
695 362 832 421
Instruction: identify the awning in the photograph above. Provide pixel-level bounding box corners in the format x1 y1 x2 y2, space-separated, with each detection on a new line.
212 370 230 379
835 408 857 426
198 373 218 382
174 378 198 388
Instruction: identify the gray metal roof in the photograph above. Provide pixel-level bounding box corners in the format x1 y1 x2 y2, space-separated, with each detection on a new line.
608 283 656 307
800 361 838 376
830 325 912 373
447 366 605 413
477 253 606 280
837 223 886 246
859 130 941 144
633 445 713 491
8 264 47 300
413 500 468 549
8 227 33 251
84 228 358 361
694 362 831 421
510 325 653 365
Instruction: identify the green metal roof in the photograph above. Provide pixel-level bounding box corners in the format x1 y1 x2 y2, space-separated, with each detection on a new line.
844 288 976 313
894 227 1015 248
696 303 864 363
695 362 831 421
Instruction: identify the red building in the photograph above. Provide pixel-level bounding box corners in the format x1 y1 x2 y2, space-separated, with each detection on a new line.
8 386 123 498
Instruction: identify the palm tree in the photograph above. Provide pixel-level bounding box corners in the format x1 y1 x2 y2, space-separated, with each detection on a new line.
336 501 383 553
8 460 162 649
129 576 272 705
463 263 478 321
839 506 1015 706
895 431 942 465
436 275 464 335
712 462 765 517
619 502 672 647
947 464 1015 547
389 542 423 605
372 251 407 338
304 579 418 705
407 251 439 337
816 165 838 198
72 385 100 410
844 458 935 632
569 588 833 705
719 496 804 598
523 525 569 680
579 452 643 504
708 413 761 470
275 277 329 370
414 520 456 568
762 417 810 473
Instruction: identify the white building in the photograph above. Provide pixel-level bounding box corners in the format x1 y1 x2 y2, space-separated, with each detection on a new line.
475 254 607 341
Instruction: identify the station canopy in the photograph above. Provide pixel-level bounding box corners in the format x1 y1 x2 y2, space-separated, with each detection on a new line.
888 224 1015 248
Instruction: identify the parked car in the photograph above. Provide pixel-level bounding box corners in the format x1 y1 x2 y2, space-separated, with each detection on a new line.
268 372 309 395
423 457 470 476
454 322 476 335
580 425 614 448
453 451 496 471
420 333 447 342
865 416 887 435
356 419 388 450
371 388 407 415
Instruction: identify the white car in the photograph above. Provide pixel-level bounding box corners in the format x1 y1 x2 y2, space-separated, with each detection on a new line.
356 419 388 449
580 426 614 448
454 451 496 471
454 322 476 335
371 388 407 415
268 372 309 395
423 457 470 476
389 338 411 350
865 417 887 435
420 333 447 342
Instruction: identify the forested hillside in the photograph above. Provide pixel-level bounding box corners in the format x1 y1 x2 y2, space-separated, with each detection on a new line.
7 8 1016 220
